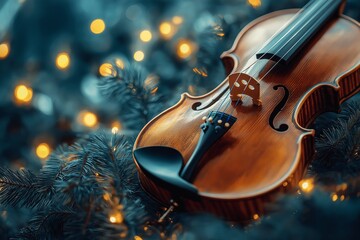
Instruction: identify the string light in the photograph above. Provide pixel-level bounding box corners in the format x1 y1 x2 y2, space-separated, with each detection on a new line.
99 63 115 77
332 193 338 202
56 52 70 70
111 121 122 134
133 50 145 61
172 16 183 25
139 30 152 42
299 178 314 193
159 21 175 39
253 213 260 220
90 19 106 34
36 143 51 159
340 195 345 201
177 39 194 59
103 193 111 201
14 84 33 104
78 111 98 128
115 58 125 69
248 0 262 8
109 211 123 224
0 42 10 59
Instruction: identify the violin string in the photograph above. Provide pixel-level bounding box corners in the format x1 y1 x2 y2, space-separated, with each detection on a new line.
215 0 315 118
223 0 331 120
214 1 312 117
223 0 328 116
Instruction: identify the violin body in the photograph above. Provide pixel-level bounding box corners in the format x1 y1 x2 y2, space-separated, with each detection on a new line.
133 7 360 221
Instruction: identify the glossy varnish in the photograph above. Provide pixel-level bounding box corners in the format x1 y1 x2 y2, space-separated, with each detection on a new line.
133 10 360 220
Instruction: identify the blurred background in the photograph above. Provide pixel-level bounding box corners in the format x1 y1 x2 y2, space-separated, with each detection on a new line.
1 0 359 172
0 0 360 237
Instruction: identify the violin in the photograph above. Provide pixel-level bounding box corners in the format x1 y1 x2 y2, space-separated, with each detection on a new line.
133 0 360 221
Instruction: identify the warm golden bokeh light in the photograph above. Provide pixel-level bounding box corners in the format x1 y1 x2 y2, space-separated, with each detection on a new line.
109 212 123 224
56 52 70 70
90 19 106 34
177 39 194 59
14 85 33 103
172 16 183 25
133 50 145 61
299 178 314 193
253 213 260 220
115 58 125 69
103 193 111 201
139 30 152 42
79 111 98 128
332 193 338 201
248 0 262 8
159 21 175 39
134 236 143 240
99 63 115 77
111 121 122 134
36 143 51 159
0 42 10 59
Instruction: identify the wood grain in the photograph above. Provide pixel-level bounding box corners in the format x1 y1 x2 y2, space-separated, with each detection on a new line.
133 9 360 221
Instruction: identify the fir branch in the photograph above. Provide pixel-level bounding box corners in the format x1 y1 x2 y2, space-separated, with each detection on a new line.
98 62 163 130
0 168 42 208
85 131 148 228
34 145 70 207
17 207 74 239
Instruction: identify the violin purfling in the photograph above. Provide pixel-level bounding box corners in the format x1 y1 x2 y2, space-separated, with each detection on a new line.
133 0 360 221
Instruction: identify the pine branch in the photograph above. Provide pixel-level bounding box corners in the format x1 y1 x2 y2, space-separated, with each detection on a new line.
17 207 74 239
98 62 164 130
0 168 42 208
85 131 148 228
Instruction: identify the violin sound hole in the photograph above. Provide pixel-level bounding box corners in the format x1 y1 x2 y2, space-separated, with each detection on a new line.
269 85 289 132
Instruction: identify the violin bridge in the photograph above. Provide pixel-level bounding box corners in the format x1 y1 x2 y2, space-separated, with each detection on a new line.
228 73 261 106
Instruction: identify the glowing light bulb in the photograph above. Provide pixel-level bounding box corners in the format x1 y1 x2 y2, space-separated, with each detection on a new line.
172 16 183 25
14 85 33 103
139 30 152 42
56 52 70 70
299 178 314 193
109 212 123 223
109 216 116 223
79 111 98 128
177 39 194 59
159 21 174 39
0 42 10 59
99 63 115 77
248 0 261 8
340 195 345 201
90 19 106 34
103 193 111 201
253 213 260 220
332 194 338 201
133 50 144 61
115 58 125 69
36 143 51 159
111 121 122 134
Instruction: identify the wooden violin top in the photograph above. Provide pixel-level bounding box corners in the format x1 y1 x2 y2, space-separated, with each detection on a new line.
133 4 360 220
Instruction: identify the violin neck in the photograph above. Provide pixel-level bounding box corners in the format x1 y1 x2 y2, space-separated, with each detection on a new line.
256 0 345 65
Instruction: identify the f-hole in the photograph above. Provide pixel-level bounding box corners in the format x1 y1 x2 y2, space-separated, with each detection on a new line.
269 85 289 132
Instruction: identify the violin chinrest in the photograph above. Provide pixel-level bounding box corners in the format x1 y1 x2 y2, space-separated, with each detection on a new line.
134 146 198 196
